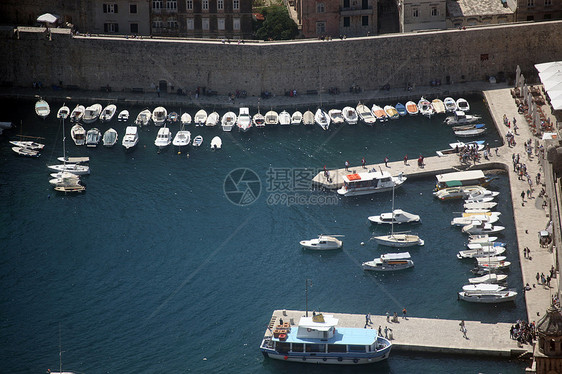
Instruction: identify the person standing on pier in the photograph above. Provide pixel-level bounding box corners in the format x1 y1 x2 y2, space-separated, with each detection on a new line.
403 154 408 165
459 320 465 332
384 157 389 167
362 158 366 169
345 160 349 171
402 308 407 319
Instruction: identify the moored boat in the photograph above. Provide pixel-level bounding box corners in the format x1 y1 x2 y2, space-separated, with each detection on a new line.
328 109 345 124
70 104 85 122
291 111 302 125
456 98 470 112
12 146 40 157
135 109 152 126
47 163 90 175
462 222 505 235
221 111 237 132
122 126 139 149
278 110 291 126
468 273 508 284
395 103 407 116
194 109 207 126
70 124 86 146
362 252 414 271
458 284 516 303
431 99 446 114
85 128 101 147
167 111 179 124
454 127 486 138
371 104 387 121
368 209 420 225
117 110 129 121
433 185 494 200
405 101 419 115
154 125 172 148
300 235 343 250
302 110 314 126
418 97 434 117
100 104 117 123
206 112 219 127
82 104 102 124
211 136 222 149
57 105 70 119
265 110 279 125
338 170 406 197
192 135 203 147
152 106 167 126
253 112 266 127
342 106 358 124
356 103 376 124
181 112 192 126
172 127 191 147
443 97 457 112
434 170 491 190
314 108 330 130
444 111 481 125
9 140 45 150
102 128 118 147
35 98 50 119
384 105 399 119
237 108 252 131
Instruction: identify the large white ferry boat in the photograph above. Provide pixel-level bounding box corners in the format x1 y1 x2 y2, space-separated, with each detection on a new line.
337 170 406 197
260 313 392 364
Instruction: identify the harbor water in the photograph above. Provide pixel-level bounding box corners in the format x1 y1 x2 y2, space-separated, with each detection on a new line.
0 96 528 372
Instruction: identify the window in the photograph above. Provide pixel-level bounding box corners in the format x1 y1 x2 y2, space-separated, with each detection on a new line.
202 17 210 30
317 3 325 12
218 0 224 9
130 23 138 33
233 17 240 30
233 0 240 10
343 16 350 27
544 13 552 18
218 18 225 30
527 0 534 6
412 8 419 17
167 0 178 10
186 18 194 29
545 0 552 5
103 4 119 13
130 4 137 13
343 0 350 7
362 15 368 26
104 22 119 32
431 7 438 16
167 19 178 28
153 0 162 9
153 19 163 28
316 21 326 34
202 0 208 9
186 0 193 9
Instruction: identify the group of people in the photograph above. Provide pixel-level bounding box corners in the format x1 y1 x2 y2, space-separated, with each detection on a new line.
510 320 535 345
536 266 557 288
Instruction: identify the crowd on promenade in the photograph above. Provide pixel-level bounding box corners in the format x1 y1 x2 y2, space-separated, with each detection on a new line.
510 320 535 345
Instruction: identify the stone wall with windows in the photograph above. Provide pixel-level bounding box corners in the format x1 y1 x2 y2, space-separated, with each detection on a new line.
1 21 562 96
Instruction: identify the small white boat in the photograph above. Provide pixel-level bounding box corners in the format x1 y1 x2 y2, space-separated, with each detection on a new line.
454 127 486 138
362 252 414 271
100 104 117 122
102 128 118 147
278 110 291 125
314 108 330 130
372 233 424 248
154 126 172 148
85 128 101 147
356 103 376 124
300 235 343 250
457 246 505 259
205 112 219 127
443 97 457 112
211 136 222 149
167 112 179 124
12 146 40 157
444 111 481 125
342 106 358 124
451 212 501 227
237 108 252 131
122 126 139 149
83 104 102 124
433 186 493 200
192 135 203 147
468 234 498 244
418 97 434 117
172 127 191 147
253 112 266 127
47 163 90 175
405 101 419 115
49 171 80 186
466 190 500 200
9 140 45 150
291 111 302 125
56 156 89 164
117 110 129 121
328 109 345 124
135 109 152 126
458 284 516 303
435 140 486 157
221 111 237 132
265 110 279 125
194 109 207 126
57 105 70 119
181 112 192 126
368 209 420 225
462 222 505 235
70 124 86 146
383 105 399 120
431 99 446 114
35 98 50 119
456 98 470 112
53 184 85 193
70 104 85 122
371 104 387 122
302 110 314 125
468 273 508 284
152 106 167 126
464 201 498 210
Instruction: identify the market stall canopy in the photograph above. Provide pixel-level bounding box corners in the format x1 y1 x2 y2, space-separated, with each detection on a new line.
536 61 562 110
37 13 59 24
536 61 562 73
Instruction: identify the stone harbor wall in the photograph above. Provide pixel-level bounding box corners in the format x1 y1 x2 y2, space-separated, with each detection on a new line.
1 21 562 96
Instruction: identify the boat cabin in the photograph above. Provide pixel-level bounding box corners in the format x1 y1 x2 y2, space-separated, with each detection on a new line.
435 170 490 190
339 170 404 196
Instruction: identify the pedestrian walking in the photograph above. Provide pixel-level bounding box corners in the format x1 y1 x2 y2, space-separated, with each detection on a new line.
495 148 499 156
345 160 349 171
404 154 408 165
362 157 366 169
521 191 525 205
462 325 467 339
367 313 372 324
384 325 388 338
459 320 465 331
386 311 390 322
378 325 382 336
384 156 389 167
523 247 527 258
537 272 540 284
402 308 407 319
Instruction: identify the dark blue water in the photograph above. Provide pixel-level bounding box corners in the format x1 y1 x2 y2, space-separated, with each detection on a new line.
0 96 528 372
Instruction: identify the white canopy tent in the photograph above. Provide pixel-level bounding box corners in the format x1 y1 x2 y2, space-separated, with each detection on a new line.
536 61 562 110
536 61 562 73
36 13 59 24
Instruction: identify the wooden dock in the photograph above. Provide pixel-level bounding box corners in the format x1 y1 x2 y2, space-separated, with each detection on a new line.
268 310 531 358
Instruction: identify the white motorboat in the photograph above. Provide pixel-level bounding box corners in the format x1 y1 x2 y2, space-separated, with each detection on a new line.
468 273 508 284
122 126 139 149
431 99 446 114
154 126 172 148
265 110 279 125
477 259 511 271
291 111 302 125
464 201 498 210
12 146 40 157
35 98 50 118
302 110 314 125
462 222 505 235
458 284 516 303
152 106 167 126
368 209 420 225
9 140 45 150
192 135 203 147
384 105 399 120
435 140 486 157
418 97 434 117
338 170 406 197
100 104 117 122
211 136 222 149
56 156 89 164
85 128 101 147
476 255 507 264
451 212 501 227
82 104 102 124
371 104 387 122
454 127 486 138
70 124 86 146
342 106 358 124
452 123 486 131
457 246 506 259
468 234 498 244
443 97 457 112
48 163 90 175
57 105 70 119
405 101 419 115
49 171 80 186
102 128 118 147
278 110 291 125
465 208 491 214
181 112 192 126
300 235 343 250
221 111 237 132
434 185 493 200
135 109 152 126
53 184 85 193
328 109 345 124
465 189 500 200
356 103 376 124
456 98 470 112
117 110 129 121
253 112 266 127
205 112 219 127
70 104 85 122
362 252 414 271
314 108 330 130
237 108 252 131
172 126 191 147
194 109 207 126
444 111 481 125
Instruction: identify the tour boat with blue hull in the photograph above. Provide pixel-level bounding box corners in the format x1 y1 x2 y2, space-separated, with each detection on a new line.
260 313 392 365
337 171 406 197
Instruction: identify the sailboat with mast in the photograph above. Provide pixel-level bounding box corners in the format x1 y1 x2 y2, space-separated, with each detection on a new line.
372 186 424 248
48 325 76 374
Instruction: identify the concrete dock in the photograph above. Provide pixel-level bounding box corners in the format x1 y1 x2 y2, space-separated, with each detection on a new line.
267 309 531 357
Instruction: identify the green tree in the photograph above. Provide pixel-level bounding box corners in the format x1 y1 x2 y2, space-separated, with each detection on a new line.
255 6 298 41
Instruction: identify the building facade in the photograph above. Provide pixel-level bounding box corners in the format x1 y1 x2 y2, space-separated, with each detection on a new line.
93 0 151 35
515 0 562 21
446 0 515 29
399 0 446 32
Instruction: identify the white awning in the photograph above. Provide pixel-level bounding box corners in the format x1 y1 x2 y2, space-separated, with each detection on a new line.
535 62 562 73
542 132 558 140
536 61 562 110
37 13 59 24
